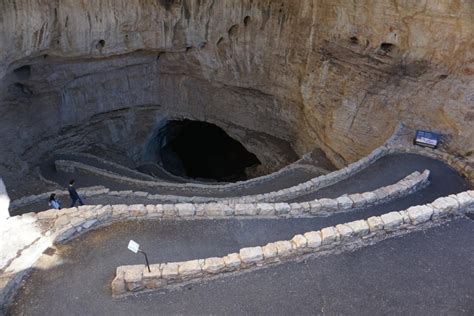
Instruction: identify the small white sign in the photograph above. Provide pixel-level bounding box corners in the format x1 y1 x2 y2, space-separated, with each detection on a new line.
417 136 437 146
128 240 140 253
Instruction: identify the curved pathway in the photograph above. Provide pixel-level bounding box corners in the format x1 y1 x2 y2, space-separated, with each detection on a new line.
7 153 472 315
9 218 474 315
13 153 466 215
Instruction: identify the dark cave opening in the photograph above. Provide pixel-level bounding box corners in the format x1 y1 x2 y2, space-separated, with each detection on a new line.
157 120 261 182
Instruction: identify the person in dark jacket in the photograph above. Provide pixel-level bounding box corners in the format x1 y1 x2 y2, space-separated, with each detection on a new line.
68 180 84 207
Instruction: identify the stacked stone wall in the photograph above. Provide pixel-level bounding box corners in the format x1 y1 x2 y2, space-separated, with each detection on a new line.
111 190 474 296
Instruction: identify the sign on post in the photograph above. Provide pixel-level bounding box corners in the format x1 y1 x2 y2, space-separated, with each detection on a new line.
128 240 140 253
414 130 440 149
127 240 151 272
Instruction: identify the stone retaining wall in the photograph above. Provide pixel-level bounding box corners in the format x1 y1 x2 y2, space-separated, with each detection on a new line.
0 169 429 307
54 123 405 203
53 125 474 203
111 190 474 297
66 152 329 186
0 185 470 309
54 144 389 203
9 169 429 217
58 151 329 189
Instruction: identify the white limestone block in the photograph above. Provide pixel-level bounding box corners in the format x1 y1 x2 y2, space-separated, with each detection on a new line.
112 204 129 218
362 192 377 204
346 220 369 236
256 203 275 216
289 203 305 216
304 231 322 248
431 196 459 218
161 263 179 280
163 204 177 217
380 212 403 231
143 264 166 289
349 194 367 207
97 204 112 216
274 203 291 215
336 224 353 241
309 201 322 214
399 210 411 224
319 198 338 211
336 196 353 209
374 188 390 201
262 243 278 260
407 205 434 225
175 203 196 217
37 209 59 220
202 257 225 274
367 216 384 233
291 234 307 250
239 247 264 264
321 227 339 245
274 240 293 257
205 203 233 217
234 204 257 216
223 253 241 270
129 204 147 217
123 264 145 292
456 192 474 209
178 260 202 278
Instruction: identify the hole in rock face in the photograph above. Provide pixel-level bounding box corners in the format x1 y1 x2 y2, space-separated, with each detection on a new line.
157 120 261 182
379 42 395 54
96 39 106 49
243 16 251 26
349 36 359 45
13 65 31 80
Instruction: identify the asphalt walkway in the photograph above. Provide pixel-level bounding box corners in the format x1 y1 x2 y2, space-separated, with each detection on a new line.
8 217 474 315
6 153 473 315
15 153 467 214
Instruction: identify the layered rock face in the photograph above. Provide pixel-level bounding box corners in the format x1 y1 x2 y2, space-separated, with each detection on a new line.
0 0 472 179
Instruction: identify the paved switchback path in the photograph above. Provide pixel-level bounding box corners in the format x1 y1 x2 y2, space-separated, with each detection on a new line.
7 154 473 314
7 219 474 315
15 153 465 215
292 153 463 201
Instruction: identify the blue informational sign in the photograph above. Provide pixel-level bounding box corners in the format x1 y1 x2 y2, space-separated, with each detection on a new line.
414 130 440 149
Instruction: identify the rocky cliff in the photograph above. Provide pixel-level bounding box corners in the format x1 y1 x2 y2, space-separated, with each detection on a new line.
0 0 473 178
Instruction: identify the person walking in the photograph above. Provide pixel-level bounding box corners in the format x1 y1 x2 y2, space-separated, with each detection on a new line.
48 193 61 210
68 180 84 207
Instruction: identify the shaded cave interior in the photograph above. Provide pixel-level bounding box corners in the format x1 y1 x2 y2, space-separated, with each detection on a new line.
154 120 261 182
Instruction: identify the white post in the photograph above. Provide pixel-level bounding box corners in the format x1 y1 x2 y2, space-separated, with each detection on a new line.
0 177 10 221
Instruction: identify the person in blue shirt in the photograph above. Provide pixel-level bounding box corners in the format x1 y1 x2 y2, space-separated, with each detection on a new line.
48 193 61 210
68 180 84 207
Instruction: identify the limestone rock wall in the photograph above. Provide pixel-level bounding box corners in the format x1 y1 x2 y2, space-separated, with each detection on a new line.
0 0 472 176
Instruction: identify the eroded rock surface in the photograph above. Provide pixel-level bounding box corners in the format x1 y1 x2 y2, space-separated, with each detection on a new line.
0 0 472 180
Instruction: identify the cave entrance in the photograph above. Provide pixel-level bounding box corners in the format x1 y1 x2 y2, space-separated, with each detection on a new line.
157 120 261 182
